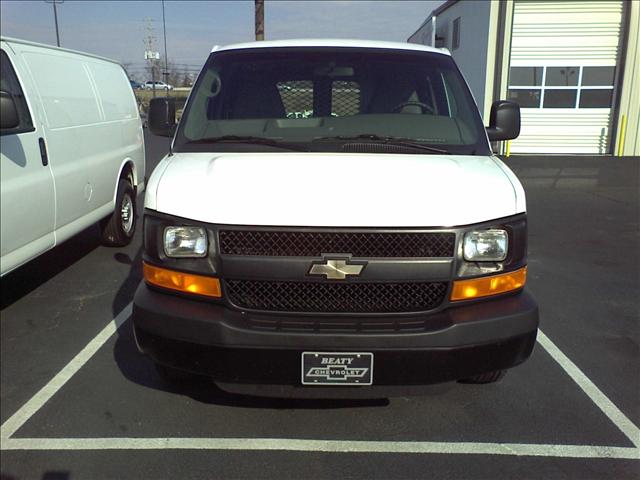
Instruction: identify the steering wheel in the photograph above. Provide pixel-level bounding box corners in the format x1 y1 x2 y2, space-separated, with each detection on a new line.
391 101 435 114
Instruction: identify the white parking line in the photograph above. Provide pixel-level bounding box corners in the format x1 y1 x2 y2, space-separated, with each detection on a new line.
1 305 638 461
0 303 132 442
0 437 639 459
536 330 640 448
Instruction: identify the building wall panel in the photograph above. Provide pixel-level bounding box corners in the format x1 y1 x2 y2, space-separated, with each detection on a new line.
509 0 624 153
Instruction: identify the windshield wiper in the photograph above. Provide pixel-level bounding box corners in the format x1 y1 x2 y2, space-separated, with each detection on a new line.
188 135 308 151
314 134 450 154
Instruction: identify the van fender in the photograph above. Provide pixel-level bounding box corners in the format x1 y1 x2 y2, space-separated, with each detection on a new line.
110 158 138 207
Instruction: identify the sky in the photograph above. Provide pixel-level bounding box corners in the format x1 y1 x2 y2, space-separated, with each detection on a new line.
1 0 442 79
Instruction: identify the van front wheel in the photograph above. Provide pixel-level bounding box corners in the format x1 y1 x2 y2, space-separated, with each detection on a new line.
101 179 136 246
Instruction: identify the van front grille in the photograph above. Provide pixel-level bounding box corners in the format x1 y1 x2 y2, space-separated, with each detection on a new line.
226 279 448 314
219 230 455 258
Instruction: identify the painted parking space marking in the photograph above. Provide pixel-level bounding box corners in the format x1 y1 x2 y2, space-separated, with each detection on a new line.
1 304 638 461
1 437 639 459
0 303 132 442
536 330 640 448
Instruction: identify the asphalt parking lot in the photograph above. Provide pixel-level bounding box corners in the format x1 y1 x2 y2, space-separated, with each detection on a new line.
1 133 638 479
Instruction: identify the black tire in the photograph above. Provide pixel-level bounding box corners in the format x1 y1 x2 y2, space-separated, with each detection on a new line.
101 178 136 247
458 370 507 384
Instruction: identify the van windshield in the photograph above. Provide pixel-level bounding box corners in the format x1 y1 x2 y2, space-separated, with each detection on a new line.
174 47 490 155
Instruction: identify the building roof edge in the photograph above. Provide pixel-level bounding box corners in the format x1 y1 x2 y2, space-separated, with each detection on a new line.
407 0 460 41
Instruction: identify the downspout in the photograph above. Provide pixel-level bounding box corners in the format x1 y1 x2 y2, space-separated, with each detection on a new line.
492 1 507 109
432 16 437 47
610 0 631 156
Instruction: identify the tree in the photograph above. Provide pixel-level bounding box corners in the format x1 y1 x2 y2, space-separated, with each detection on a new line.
164 59 181 87
142 56 191 88
181 67 192 87
121 61 133 80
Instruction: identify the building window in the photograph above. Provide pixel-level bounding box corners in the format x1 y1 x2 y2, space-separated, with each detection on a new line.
543 89 577 108
452 17 461 50
582 66 615 86
579 89 613 108
545 67 579 86
507 89 541 108
507 65 615 109
509 67 543 86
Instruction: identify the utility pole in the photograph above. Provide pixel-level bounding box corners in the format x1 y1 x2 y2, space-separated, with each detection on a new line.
44 0 64 47
255 0 264 41
161 0 170 96
144 18 160 98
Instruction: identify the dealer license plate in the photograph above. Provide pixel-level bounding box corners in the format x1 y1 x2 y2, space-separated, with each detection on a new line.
301 352 373 386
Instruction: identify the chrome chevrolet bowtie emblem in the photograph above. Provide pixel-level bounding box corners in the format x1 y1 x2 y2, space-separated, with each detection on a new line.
308 258 365 280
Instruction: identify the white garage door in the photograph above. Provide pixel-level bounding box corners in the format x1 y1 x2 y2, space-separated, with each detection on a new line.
507 1 624 154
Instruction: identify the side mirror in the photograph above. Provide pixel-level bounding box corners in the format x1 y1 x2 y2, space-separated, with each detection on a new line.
486 100 520 141
0 91 20 130
148 97 176 137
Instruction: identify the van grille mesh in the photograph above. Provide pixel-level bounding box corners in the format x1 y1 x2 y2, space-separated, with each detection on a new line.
219 230 455 258
226 279 448 314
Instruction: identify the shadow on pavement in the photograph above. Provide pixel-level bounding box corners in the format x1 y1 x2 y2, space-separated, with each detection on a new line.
41 473 70 480
0 225 102 310
111 249 143 315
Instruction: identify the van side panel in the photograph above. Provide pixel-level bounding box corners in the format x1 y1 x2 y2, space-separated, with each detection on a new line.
21 49 105 232
85 60 145 198
17 45 144 236
86 61 138 122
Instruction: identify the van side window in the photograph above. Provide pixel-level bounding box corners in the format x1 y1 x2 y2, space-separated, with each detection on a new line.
0 50 34 134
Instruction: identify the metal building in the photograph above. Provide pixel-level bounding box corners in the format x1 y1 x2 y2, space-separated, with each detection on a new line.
408 0 639 155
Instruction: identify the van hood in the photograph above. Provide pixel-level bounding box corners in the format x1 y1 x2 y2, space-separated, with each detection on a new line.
147 152 525 227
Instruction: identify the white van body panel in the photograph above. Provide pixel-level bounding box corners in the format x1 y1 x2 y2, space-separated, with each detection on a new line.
149 152 524 227
17 43 144 232
0 40 56 275
491 156 526 213
143 155 172 212
0 37 145 276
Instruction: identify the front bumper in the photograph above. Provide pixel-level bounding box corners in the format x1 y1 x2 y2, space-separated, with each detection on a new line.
132 283 539 390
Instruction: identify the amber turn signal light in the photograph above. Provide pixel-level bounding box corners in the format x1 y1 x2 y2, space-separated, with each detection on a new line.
451 266 527 301
143 262 222 298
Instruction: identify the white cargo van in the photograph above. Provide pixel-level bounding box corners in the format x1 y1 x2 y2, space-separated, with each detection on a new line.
0 37 145 276
134 40 538 396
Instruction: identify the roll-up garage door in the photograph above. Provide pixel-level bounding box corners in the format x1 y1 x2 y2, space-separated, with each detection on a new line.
507 1 624 153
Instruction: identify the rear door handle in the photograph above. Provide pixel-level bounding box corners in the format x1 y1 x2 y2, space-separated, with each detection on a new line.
38 137 48 166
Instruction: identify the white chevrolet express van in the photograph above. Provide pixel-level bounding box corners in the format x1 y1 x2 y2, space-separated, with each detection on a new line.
0 37 145 276
133 40 538 396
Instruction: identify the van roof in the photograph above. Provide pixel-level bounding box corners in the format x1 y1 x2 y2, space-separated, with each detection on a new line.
0 36 122 66
211 38 450 56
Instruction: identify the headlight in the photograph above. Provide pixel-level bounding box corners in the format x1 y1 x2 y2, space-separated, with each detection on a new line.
164 226 208 258
463 229 508 262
